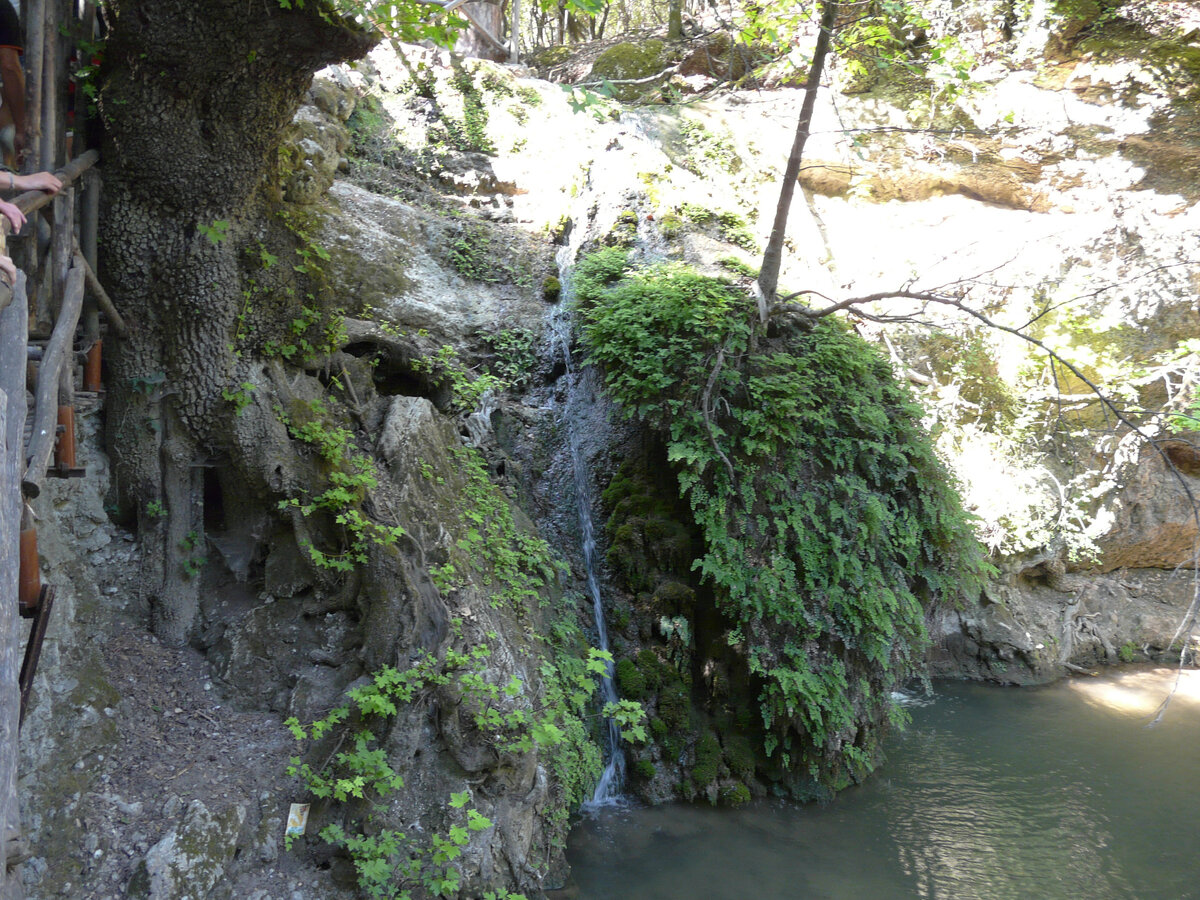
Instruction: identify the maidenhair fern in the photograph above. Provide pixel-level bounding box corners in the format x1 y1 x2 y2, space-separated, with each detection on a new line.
577 249 989 788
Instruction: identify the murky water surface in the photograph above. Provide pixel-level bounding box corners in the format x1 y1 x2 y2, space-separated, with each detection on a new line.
565 668 1200 899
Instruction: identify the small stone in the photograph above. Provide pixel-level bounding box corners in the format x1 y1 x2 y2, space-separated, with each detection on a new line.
104 586 119 595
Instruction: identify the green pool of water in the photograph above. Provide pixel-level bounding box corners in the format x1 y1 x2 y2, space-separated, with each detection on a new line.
564 668 1200 899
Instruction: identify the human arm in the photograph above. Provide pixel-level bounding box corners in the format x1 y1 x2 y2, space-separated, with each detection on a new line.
0 49 25 160
9 171 60 194
0 254 15 285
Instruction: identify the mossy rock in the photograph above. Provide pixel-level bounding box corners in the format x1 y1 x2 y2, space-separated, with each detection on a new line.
692 732 722 787
604 210 640 247
530 46 571 69
651 580 694 613
719 782 752 807
590 40 667 101
615 657 647 699
721 732 757 781
634 758 656 780
603 459 699 595
542 275 561 301
658 212 683 238
636 648 665 692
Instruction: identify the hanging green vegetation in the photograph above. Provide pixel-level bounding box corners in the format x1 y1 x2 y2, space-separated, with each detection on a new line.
576 248 989 788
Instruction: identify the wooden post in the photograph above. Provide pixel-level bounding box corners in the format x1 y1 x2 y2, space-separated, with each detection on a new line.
38 0 57 172
76 3 97 150
82 338 100 391
54 295 75 472
17 520 38 613
80 169 100 345
80 169 100 271
22 0 43 176
72 242 126 339
509 0 521 62
53 0 69 167
49 184 71 320
22 260 83 497
0 273 27 879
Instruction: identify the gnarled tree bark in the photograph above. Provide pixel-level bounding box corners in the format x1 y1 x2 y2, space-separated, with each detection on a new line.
99 0 374 644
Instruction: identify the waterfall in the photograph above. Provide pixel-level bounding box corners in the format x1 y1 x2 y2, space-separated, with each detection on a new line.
550 243 625 806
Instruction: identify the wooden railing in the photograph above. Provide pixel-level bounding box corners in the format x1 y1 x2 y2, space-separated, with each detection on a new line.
0 149 107 499
0 0 109 879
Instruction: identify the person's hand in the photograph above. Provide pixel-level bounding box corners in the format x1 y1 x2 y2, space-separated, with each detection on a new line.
0 255 16 286
0 199 25 233
17 171 60 194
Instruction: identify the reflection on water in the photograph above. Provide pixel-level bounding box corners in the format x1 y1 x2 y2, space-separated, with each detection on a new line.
564 668 1200 900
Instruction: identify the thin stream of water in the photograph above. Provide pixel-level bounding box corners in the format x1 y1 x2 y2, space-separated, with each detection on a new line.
550 243 625 805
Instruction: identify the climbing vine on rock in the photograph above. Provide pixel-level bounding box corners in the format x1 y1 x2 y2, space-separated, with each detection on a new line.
577 249 990 788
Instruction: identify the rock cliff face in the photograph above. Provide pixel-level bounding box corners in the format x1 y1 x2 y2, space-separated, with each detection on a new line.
17 5 1200 896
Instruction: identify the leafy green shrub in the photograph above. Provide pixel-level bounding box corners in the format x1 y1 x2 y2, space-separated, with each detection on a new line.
577 253 989 788
479 321 538 391
634 759 656 780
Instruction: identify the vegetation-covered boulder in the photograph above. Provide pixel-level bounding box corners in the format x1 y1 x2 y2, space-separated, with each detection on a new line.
589 39 666 99
578 248 989 790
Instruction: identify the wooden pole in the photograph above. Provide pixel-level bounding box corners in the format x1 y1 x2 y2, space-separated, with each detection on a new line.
0 273 27 877
22 259 83 497
22 0 43 175
38 0 57 172
53 0 69 166
49 184 72 320
79 169 100 344
509 0 521 62
72 237 126 339
79 169 99 270
76 3 97 151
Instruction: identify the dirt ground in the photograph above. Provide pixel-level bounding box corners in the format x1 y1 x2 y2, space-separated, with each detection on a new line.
17 414 356 900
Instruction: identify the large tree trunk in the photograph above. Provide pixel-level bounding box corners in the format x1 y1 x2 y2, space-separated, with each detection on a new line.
98 0 373 645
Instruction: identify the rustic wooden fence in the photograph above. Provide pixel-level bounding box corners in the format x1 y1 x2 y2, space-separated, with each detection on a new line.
0 0 111 887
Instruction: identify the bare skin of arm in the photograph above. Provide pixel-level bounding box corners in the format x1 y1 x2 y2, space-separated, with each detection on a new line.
0 48 26 159
10 171 59 193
